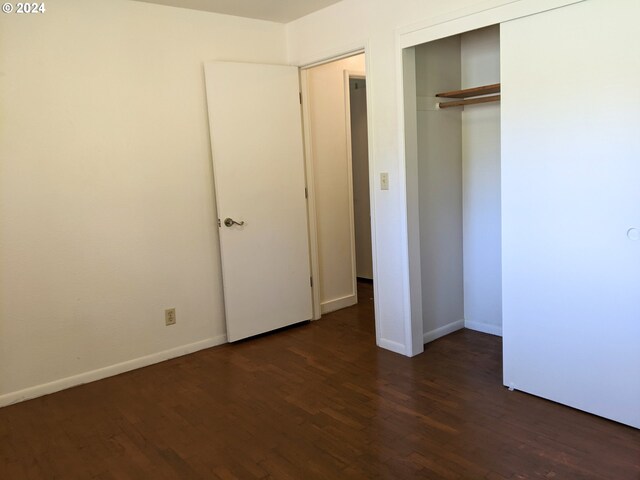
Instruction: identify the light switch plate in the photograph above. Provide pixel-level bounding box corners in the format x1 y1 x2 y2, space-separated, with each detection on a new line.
380 172 389 190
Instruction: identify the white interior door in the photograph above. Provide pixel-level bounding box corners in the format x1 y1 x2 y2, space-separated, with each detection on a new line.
205 62 312 342
501 0 640 428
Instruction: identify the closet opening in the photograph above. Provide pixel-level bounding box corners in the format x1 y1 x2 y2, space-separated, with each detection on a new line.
300 53 375 331
403 25 503 347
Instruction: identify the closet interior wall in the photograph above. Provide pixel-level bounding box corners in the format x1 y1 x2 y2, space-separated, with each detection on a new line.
415 25 502 341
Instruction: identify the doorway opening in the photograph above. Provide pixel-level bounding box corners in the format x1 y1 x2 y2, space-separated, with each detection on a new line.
300 53 375 328
402 25 503 346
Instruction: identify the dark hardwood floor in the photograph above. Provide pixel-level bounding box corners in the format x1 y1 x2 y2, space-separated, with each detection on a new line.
1 282 638 479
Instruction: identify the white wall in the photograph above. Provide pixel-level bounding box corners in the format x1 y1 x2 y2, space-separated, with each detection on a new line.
461 26 502 336
349 78 373 280
304 54 365 313
0 0 287 403
415 37 465 341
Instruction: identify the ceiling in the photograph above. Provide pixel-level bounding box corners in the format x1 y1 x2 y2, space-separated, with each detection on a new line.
133 0 342 23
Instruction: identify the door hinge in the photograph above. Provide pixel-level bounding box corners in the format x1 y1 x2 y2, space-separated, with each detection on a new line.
299 92 302 104
305 187 308 199
310 276 313 287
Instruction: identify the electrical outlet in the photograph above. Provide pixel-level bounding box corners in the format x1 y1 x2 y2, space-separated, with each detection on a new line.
165 308 176 326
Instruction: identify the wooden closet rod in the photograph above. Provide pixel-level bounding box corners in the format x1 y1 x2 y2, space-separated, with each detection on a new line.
436 83 500 99
439 94 501 109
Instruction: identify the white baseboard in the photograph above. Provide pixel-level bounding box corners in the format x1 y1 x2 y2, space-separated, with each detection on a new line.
465 320 502 337
0 335 227 408
423 319 465 344
377 337 407 355
321 293 357 314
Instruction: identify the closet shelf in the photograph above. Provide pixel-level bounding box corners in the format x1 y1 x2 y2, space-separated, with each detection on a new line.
436 83 501 109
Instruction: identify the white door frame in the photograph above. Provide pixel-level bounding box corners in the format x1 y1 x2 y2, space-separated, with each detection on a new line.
299 48 380 343
299 69 323 320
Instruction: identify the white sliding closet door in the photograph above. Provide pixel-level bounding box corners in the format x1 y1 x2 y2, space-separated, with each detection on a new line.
501 0 640 428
